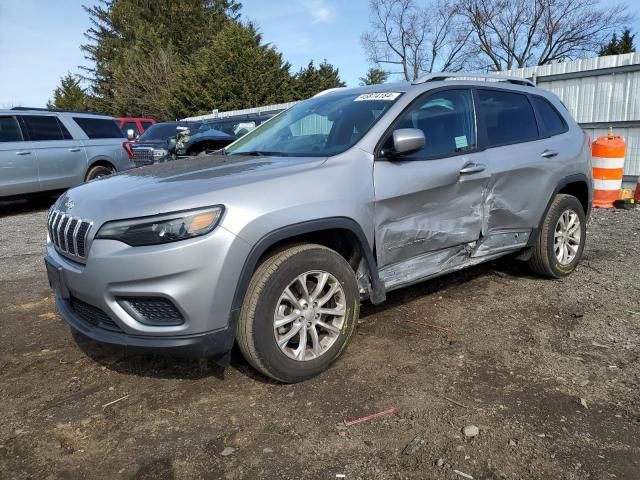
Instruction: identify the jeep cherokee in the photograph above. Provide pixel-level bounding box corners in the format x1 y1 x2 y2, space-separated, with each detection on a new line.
44 73 592 383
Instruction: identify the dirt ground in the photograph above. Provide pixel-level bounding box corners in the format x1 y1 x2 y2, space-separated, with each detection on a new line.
1 199 639 480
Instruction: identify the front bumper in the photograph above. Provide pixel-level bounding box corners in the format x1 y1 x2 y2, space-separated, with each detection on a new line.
53 292 231 357
45 224 251 356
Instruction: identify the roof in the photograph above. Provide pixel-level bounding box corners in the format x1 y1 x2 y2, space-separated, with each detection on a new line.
0 108 113 119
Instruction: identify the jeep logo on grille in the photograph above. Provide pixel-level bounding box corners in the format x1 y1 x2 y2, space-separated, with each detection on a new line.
64 199 75 210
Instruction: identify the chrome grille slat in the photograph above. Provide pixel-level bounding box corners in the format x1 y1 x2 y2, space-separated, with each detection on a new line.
58 215 69 249
52 213 63 248
47 208 93 261
72 220 82 256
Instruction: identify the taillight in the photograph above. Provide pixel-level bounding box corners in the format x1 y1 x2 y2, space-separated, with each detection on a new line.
122 141 134 160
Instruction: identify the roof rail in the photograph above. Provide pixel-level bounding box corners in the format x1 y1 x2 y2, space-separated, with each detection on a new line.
412 72 535 87
10 107 109 116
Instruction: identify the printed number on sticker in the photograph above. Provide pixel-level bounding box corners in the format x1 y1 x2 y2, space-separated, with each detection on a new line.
354 92 401 101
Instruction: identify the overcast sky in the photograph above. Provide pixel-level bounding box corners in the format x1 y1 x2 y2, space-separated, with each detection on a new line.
0 0 637 108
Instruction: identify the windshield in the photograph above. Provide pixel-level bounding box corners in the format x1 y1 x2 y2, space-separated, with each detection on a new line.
225 92 402 157
138 123 195 141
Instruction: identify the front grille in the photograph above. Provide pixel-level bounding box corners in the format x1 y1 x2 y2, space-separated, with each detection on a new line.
118 297 184 326
70 296 123 332
48 209 93 261
132 147 154 166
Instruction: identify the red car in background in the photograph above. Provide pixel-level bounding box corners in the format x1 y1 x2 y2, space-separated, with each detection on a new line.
115 117 157 139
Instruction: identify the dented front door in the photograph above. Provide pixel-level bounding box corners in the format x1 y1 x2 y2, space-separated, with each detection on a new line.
373 88 490 268
373 154 490 267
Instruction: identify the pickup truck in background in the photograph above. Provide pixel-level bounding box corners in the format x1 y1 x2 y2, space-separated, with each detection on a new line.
115 117 156 139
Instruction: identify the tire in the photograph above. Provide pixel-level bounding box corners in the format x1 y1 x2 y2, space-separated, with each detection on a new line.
528 194 586 278
85 165 115 182
236 244 360 383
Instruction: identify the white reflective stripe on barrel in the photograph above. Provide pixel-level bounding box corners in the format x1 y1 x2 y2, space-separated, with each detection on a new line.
591 156 625 169
593 178 623 190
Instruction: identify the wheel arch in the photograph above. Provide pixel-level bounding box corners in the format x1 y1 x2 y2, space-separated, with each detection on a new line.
85 158 116 180
225 217 385 352
526 173 592 249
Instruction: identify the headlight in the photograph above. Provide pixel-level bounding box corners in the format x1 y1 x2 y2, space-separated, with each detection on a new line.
96 206 223 246
153 148 169 159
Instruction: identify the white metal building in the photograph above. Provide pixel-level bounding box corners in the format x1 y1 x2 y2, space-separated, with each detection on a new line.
501 53 640 178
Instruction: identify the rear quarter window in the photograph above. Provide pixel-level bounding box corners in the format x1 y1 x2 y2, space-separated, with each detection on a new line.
530 96 568 137
73 117 125 139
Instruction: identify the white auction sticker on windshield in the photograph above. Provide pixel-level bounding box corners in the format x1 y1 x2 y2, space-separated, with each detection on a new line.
354 92 401 101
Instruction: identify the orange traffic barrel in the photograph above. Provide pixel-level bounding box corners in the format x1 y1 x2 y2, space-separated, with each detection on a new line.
592 132 625 208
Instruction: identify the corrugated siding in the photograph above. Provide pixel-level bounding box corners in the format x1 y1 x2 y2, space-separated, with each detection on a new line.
539 73 640 124
503 53 640 175
500 52 640 79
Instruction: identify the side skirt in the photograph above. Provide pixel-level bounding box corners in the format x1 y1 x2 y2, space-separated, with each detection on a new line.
378 229 531 292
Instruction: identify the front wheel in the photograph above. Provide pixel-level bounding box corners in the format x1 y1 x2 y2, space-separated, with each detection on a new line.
236 244 360 383
528 194 586 278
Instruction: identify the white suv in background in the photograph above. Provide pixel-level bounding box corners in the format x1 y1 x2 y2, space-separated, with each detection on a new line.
0 108 135 199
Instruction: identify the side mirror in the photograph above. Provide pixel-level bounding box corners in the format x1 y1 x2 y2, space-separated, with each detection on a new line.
391 128 425 156
126 129 136 141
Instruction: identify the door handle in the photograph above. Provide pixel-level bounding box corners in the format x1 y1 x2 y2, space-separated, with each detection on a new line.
459 163 486 175
16 151 31 156
541 149 558 158
68 148 82 152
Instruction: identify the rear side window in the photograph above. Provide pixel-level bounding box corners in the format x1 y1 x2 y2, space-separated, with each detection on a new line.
530 96 567 137
73 117 124 139
21 115 72 141
141 121 154 131
0 116 23 142
478 90 538 147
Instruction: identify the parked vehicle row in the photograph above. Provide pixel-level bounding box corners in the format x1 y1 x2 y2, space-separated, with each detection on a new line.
130 114 274 166
0 108 277 198
44 75 592 383
0 108 134 198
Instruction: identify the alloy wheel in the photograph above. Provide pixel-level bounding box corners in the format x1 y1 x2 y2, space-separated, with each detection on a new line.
554 209 581 265
273 270 346 361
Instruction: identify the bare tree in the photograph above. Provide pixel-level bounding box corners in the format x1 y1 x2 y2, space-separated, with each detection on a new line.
361 0 472 81
459 0 631 71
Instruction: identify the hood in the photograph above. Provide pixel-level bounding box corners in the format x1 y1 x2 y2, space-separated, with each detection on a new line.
56 154 326 225
133 139 168 149
189 128 234 142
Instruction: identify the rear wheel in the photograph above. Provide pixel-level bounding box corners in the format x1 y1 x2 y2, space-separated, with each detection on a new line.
85 165 115 182
528 194 586 278
236 244 360 383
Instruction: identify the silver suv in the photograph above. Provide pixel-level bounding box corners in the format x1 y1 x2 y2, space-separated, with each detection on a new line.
44 74 592 383
0 108 135 198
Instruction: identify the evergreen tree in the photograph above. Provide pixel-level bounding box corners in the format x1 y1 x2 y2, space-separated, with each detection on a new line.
80 0 241 114
47 74 89 111
171 22 296 117
359 67 388 86
600 28 636 55
293 60 345 99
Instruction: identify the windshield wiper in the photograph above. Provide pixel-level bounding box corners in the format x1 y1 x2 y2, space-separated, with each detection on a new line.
230 150 290 157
